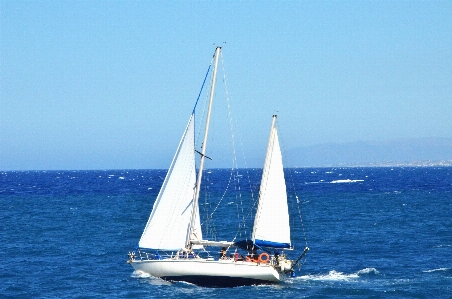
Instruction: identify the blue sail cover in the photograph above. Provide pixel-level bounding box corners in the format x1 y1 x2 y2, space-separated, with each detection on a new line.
254 239 291 249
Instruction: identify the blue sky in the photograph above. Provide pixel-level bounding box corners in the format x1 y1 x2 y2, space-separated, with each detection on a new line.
1 1 451 170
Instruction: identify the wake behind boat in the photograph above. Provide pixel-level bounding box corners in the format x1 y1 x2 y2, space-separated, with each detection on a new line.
127 47 309 287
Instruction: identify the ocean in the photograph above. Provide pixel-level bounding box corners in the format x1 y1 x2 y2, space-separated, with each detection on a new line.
1 167 451 298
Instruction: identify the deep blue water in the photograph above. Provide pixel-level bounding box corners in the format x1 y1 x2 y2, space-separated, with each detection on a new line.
1 167 451 298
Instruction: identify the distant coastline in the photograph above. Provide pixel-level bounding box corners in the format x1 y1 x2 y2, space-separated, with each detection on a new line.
2 136 452 171
286 137 452 168
2 162 452 172
296 160 452 168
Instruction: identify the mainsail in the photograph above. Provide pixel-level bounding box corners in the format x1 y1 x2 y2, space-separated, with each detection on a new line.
138 114 202 250
252 115 291 249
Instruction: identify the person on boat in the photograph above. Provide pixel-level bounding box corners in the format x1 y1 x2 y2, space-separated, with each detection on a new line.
274 250 280 265
220 247 227 259
231 253 245 261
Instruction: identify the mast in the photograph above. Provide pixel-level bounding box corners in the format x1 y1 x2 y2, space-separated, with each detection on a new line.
187 46 221 247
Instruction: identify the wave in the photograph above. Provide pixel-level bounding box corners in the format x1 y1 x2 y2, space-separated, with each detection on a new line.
423 268 450 273
434 244 451 248
305 180 325 184
297 268 379 282
331 179 364 184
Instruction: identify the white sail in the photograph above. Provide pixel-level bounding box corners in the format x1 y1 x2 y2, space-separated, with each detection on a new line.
252 115 291 249
138 114 202 250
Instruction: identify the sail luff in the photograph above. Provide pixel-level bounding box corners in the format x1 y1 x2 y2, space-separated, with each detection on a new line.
252 115 277 241
252 115 291 249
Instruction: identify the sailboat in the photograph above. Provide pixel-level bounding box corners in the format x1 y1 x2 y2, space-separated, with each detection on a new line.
127 47 309 287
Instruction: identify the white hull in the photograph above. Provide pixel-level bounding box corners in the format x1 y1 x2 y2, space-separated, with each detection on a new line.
130 258 283 287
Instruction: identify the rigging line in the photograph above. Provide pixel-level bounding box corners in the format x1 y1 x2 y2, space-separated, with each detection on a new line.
192 58 213 114
195 83 209 152
221 50 239 172
277 117 309 248
220 52 243 236
219 57 257 240
232 176 260 242
194 69 214 160
200 168 234 227
193 55 215 151
238 167 256 238
229 122 260 241
220 52 254 241
202 176 217 239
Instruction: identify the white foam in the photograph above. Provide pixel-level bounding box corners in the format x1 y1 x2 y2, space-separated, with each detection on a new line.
131 271 174 286
357 267 379 275
331 179 364 183
297 268 379 282
298 270 357 281
423 268 450 273
131 270 151 278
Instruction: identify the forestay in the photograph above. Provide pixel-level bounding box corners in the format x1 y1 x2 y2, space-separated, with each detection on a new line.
252 116 291 249
138 114 202 250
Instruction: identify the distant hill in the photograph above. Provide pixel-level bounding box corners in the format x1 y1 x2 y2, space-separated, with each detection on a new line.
286 137 452 167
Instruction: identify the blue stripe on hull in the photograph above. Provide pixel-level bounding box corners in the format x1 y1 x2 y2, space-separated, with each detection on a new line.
161 275 276 288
